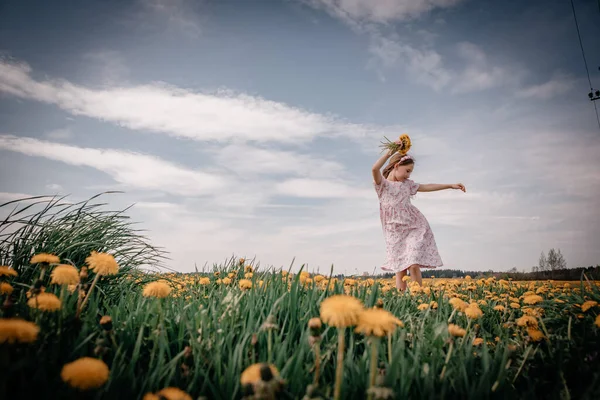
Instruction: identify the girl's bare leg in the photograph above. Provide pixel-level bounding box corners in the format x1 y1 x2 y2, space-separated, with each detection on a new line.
409 264 422 286
395 270 408 291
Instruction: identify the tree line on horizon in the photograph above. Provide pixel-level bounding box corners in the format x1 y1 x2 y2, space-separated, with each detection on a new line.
372 248 599 281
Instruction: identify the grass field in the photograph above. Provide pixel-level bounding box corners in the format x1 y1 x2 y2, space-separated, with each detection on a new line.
1 195 599 399
2 257 600 400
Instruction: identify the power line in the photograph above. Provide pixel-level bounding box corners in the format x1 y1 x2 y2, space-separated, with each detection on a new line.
569 0 593 90
569 0 600 130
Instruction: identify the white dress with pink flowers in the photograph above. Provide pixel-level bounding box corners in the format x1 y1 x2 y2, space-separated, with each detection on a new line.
374 177 443 272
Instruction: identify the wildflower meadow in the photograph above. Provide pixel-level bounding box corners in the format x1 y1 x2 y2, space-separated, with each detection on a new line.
1 194 599 400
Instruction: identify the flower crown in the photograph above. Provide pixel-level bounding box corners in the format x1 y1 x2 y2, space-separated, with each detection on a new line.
399 154 413 163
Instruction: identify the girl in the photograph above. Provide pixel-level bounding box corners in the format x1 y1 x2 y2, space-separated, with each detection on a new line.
372 140 465 291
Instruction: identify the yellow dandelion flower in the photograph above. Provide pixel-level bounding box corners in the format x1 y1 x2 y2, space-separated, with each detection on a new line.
314 275 325 283
30 253 60 264
449 297 468 312
473 338 484 346
85 251 119 276
522 307 544 317
595 315 600 328
402 275 411 282
239 279 252 290
142 281 171 298
222 277 232 285
516 315 538 328
50 264 80 285
0 318 40 344
510 302 521 309
143 387 192 400
61 357 110 390
319 294 364 328
354 308 400 337
240 363 280 385
0 266 18 277
465 304 483 319
417 303 430 311
493 305 505 312
448 324 466 337
430 301 438 309
526 328 545 342
581 300 598 312
245 272 254 279
199 277 210 285
523 295 543 305
27 292 61 312
0 282 13 295
308 317 322 330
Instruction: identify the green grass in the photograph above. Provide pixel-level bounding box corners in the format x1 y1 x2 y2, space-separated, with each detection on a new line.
1 194 599 399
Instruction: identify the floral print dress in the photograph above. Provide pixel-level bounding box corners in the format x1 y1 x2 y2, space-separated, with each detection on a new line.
374 177 443 272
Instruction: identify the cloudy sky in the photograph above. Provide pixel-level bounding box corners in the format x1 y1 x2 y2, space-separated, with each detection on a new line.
1 0 599 275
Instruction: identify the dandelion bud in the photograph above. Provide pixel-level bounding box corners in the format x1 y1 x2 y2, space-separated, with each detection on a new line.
308 317 322 330
183 345 192 359
99 315 113 331
375 299 384 308
79 266 88 280
251 333 258 346
260 315 278 331
180 363 190 377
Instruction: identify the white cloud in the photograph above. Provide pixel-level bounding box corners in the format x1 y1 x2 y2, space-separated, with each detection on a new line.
368 34 452 89
0 58 376 145
139 0 203 38
212 143 346 179
45 128 72 140
45 183 63 192
275 178 372 199
81 50 130 85
368 37 519 93
305 0 467 24
516 72 575 100
0 134 225 197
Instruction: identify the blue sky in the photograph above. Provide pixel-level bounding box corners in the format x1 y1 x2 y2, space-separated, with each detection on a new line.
1 0 599 274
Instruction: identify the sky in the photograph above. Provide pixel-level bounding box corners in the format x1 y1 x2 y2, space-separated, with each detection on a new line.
1 0 600 275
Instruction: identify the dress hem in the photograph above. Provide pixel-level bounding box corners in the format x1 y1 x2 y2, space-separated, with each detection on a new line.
381 263 442 273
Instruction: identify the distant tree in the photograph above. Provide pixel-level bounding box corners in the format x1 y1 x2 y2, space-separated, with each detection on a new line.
547 248 567 271
508 267 518 273
538 252 548 272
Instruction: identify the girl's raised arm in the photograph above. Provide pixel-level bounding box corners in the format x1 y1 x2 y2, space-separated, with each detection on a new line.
418 183 466 192
372 149 394 185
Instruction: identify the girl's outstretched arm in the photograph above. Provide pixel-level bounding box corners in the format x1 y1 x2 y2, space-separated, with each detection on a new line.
418 183 466 192
372 149 394 185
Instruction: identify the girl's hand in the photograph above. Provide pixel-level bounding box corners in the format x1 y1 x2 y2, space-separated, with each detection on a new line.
452 183 466 192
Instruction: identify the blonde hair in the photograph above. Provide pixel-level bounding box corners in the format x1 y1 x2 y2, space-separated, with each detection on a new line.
382 153 415 178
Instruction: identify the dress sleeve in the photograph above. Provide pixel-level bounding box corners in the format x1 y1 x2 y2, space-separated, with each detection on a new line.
373 177 387 197
407 179 419 195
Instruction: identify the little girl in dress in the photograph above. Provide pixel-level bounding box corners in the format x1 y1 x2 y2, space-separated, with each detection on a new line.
372 137 466 291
